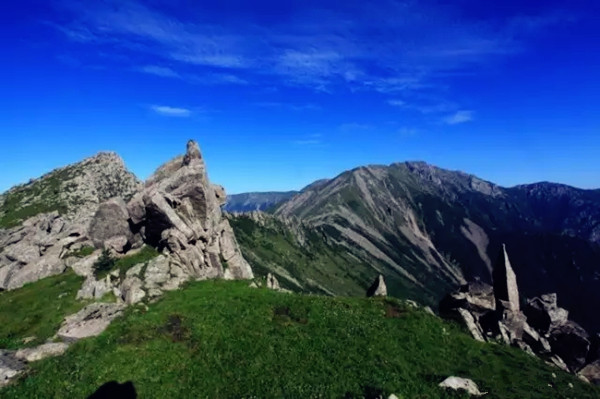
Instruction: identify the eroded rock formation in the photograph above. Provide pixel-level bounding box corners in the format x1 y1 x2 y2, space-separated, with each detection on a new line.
441 244 599 383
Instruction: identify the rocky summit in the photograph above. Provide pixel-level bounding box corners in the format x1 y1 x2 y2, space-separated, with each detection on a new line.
0 140 254 387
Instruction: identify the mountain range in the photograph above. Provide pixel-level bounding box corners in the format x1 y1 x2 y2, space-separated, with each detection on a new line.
229 162 600 334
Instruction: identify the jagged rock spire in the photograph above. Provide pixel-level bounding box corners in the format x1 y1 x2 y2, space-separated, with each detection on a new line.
492 244 520 312
183 139 202 166
367 275 387 297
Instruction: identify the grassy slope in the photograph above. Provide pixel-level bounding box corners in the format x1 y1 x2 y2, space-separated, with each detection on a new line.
0 271 85 349
3 280 598 398
230 215 448 307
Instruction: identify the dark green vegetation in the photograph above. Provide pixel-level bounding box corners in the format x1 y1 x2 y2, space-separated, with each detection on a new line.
0 271 85 349
0 165 79 228
272 162 600 333
3 280 598 398
230 215 437 305
95 245 160 279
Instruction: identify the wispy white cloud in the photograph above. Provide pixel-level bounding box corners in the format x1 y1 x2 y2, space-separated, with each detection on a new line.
339 123 373 132
292 133 323 146
52 0 572 96
139 65 181 78
150 105 192 117
443 110 474 125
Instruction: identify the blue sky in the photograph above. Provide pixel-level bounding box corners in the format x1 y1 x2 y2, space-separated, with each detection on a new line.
1 0 599 194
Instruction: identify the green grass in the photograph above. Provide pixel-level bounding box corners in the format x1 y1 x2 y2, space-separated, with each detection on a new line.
3 280 598 398
0 166 78 229
62 245 95 259
95 245 160 279
0 271 86 349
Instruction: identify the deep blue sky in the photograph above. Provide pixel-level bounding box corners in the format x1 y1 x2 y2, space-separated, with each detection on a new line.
1 0 599 194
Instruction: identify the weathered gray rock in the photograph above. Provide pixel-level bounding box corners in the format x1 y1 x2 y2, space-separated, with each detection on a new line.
88 197 132 249
522 322 552 354
524 293 569 333
457 308 486 342
367 274 387 297
57 303 125 342
492 244 520 312
0 350 26 387
439 376 486 396
104 235 129 254
439 281 495 318
579 360 600 386
76 276 112 300
15 343 69 363
120 276 146 305
125 140 253 291
549 320 590 372
266 273 281 291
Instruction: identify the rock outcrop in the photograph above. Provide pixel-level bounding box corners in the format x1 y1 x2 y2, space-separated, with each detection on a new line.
0 351 26 388
0 152 141 290
57 303 126 342
367 275 388 297
124 140 253 294
441 244 599 380
438 376 486 396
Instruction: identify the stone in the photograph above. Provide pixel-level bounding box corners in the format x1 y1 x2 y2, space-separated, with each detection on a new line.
457 308 486 342
77 276 112 300
367 275 387 297
123 140 252 291
439 281 495 318
548 355 570 373
88 197 132 249
266 273 281 291
70 252 100 277
549 320 590 372
104 235 129 254
439 376 486 396
57 303 125 342
579 360 600 385
524 293 569 333
522 322 552 354
0 350 26 387
492 244 520 312
15 343 69 363
120 277 146 305
497 308 527 343
183 139 202 165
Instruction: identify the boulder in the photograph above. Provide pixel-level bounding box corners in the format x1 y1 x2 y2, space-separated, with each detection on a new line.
57 303 125 342
492 244 520 312
457 308 486 342
266 273 281 291
15 343 69 363
579 360 600 386
367 275 387 297
104 235 129 254
88 198 132 249
77 276 112 300
523 293 569 333
0 350 26 387
120 276 146 305
549 320 590 372
439 281 495 318
439 376 486 396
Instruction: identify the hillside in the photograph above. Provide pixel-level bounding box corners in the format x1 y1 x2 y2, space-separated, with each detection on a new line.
224 191 298 212
2 278 598 398
260 162 600 333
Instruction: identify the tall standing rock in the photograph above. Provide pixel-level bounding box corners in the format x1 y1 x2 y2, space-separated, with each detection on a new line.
367 275 388 297
492 244 520 312
125 140 253 292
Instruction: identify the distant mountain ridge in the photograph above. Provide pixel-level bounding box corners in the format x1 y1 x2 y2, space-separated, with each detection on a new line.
224 191 298 212
231 161 600 333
